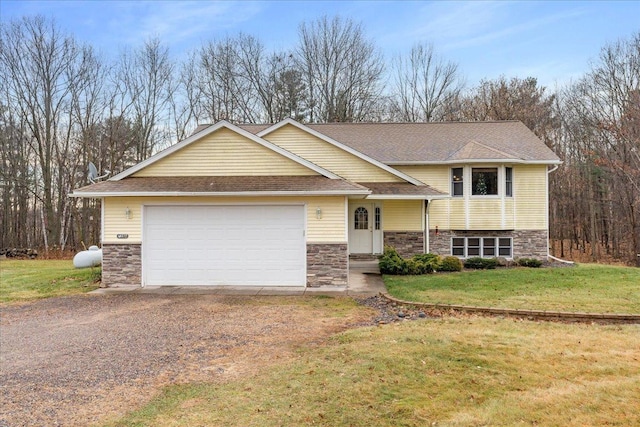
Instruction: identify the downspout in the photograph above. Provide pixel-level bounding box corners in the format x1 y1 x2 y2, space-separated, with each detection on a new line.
547 164 574 264
424 199 430 254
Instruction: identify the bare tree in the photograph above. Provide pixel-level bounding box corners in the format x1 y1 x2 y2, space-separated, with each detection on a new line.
390 42 464 122
550 32 640 265
114 38 174 162
296 15 384 122
194 36 257 123
446 76 558 146
0 16 92 251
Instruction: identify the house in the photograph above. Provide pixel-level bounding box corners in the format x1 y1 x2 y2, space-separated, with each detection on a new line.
72 118 561 288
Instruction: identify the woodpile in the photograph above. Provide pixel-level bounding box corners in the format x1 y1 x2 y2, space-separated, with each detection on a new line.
0 248 38 259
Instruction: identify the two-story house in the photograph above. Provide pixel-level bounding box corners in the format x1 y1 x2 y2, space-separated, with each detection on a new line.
72 118 561 288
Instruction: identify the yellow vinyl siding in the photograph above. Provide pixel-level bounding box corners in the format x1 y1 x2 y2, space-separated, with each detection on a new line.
383 200 422 231
468 199 503 229
504 198 515 229
103 196 345 244
427 199 450 229
514 165 548 229
133 127 318 177
395 165 450 193
263 125 402 182
448 199 466 229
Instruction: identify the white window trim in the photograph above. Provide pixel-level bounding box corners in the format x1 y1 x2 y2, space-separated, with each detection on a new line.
451 236 513 259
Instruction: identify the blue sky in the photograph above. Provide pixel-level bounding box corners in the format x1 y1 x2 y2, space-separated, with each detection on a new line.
1 0 638 89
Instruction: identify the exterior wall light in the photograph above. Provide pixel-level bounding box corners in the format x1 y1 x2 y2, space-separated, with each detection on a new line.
125 207 131 219
316 207 322 219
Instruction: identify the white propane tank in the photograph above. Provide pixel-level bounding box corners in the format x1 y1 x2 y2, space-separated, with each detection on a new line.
73 245 103 268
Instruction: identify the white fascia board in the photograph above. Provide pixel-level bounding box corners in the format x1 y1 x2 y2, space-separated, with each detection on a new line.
365 195 450 200
70 190 371 198
109 120 341 181
386 159 563 166
258 118 426 186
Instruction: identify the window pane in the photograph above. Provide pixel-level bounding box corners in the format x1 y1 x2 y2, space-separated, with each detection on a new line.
472 168 498 195
467 238 480 256
354 207 368 230
484 247 495 256
452 168 463 196
505 167 513 197
453 182 463 196
452 237 465 257
499 238 511 246
374 207 381 230
483 238 496 248
498 238 512 257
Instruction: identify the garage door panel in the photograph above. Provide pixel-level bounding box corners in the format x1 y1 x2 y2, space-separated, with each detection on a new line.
144 205 305 286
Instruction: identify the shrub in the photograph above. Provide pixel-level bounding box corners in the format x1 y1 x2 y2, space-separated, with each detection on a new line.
464 257 498 269
439 256 463 272
517 258 543 268
379 247 441 275
379 246 406 275
413 253 442 273
404 258 426 275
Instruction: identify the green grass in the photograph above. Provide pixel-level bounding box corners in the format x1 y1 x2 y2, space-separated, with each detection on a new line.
0 259 101 304
106 318 640 427
384 264 640 314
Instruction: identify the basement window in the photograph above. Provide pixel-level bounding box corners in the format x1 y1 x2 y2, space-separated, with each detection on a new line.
452 236 512 258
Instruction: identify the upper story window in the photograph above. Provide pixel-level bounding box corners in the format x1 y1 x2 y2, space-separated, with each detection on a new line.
451 167 464 196
472 168 498 195
505 167 513 197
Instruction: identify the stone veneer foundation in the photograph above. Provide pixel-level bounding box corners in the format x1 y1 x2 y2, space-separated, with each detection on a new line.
306 243 348 287
384 231 424 258
102 243 142 287
429 229 549 259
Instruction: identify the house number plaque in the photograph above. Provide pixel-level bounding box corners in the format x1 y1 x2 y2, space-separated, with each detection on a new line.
116 234 129 239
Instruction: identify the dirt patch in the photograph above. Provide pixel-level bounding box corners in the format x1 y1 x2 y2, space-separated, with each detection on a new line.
0 293 374 426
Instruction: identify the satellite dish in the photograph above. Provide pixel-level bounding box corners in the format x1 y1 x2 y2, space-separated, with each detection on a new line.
88 161 110 183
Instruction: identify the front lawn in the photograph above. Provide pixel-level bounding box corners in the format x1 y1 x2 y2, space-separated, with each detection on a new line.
106 317 640 427
384 264 640 314
0 259 100 304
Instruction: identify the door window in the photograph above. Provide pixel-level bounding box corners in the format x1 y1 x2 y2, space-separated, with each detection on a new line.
354 207 369 230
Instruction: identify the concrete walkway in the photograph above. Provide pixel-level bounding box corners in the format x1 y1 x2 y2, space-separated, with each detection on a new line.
91 260 386 297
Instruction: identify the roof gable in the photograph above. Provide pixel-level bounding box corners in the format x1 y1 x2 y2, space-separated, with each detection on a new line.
256 119 425 185
111 121 340 181
446 140 515 161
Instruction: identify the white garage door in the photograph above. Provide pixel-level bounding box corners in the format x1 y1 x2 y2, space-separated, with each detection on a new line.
144 205 306 286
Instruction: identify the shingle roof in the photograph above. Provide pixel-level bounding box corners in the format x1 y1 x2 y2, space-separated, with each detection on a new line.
203 121 559 164
358 182 446 198
303 121 560 164
72 176 369 196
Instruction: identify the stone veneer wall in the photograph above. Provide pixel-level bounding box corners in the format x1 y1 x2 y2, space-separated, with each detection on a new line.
102 244 142 287
307 243 348 287
429 229 548 259
383 231 424 258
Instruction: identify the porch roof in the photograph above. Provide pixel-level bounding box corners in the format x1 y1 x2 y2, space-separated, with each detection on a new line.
71 176 370 197
358 182 447 200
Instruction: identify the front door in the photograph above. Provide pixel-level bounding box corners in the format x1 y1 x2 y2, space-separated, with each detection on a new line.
349 203 374 253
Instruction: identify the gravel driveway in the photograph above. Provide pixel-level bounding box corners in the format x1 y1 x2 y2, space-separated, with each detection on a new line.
0 293 373 426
